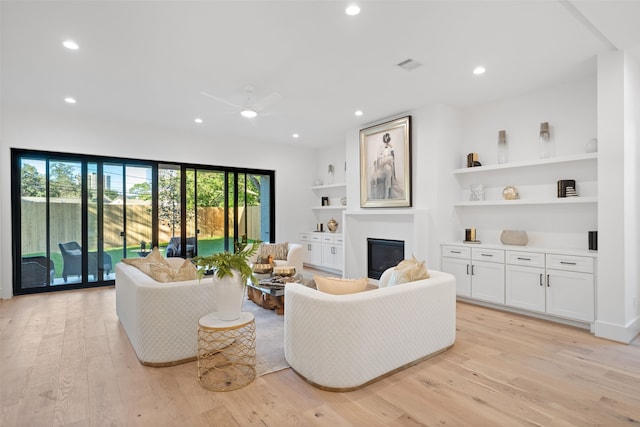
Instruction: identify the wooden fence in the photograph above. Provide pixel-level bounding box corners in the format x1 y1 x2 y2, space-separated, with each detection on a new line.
20 198 262 254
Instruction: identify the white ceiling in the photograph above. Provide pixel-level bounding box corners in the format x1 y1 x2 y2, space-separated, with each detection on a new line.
2 1 640 148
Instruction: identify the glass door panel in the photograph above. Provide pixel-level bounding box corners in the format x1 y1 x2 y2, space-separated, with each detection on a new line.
195 169 226 257
49 160 83 284
247 173 271 243
19 158 52 288
124 165 153 258
159 165 182 257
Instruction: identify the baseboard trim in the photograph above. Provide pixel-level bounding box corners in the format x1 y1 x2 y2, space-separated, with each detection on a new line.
594 316 640 344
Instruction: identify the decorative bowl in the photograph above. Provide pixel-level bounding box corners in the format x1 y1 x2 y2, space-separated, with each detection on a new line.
273 266 296 277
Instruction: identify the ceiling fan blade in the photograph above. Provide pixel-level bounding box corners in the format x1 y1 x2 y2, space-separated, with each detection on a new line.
251 92 283 112
200 91 243 109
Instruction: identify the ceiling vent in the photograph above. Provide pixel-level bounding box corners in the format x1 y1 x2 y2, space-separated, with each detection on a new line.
397 59 422 71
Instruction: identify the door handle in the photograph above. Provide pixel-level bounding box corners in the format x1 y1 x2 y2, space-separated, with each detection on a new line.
466 264 469 275
471 265 475 275
539 273 543 286
547 274 550 287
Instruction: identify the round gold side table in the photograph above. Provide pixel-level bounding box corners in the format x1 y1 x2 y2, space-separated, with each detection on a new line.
197 312 256 391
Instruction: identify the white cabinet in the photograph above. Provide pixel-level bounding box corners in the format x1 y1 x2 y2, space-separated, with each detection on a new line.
545 254 594 322
441 245 505 304
445 245 597 325
321 234 343 271
505 251 547 313
300 232 343 273
299 233 322 266
505 250 594 322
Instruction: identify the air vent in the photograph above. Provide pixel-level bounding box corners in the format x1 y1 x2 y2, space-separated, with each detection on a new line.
397 59 422 71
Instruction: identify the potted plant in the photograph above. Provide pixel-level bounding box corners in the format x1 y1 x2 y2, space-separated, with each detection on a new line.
193 237 260 320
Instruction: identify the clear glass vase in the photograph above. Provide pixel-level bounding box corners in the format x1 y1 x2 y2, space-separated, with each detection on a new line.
539 122 554 159
497 130 508 164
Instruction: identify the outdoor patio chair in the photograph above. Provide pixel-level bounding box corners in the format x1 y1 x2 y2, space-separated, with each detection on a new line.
59 241 113 281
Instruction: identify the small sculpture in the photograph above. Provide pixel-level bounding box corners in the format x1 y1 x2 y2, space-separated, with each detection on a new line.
327 218 339 232
502 186 519 200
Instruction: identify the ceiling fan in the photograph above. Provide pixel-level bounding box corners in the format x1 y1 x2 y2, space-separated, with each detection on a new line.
200 85 282 119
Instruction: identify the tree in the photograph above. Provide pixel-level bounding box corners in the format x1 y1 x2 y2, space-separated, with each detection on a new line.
21 164 45 197
129 182 152 201
49 163 81 198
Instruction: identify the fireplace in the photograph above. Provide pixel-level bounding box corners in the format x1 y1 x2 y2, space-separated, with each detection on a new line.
367 238 405 279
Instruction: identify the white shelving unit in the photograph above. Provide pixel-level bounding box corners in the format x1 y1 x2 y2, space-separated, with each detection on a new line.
310 183 346 210
453 153 598 206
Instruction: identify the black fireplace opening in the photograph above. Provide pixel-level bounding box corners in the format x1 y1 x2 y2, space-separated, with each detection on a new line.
367 238 405 280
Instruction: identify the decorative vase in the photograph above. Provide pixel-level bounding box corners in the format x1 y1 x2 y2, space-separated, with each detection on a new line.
497 129 508 164
213 269 245 321
539 122 554 159
327 218 339 232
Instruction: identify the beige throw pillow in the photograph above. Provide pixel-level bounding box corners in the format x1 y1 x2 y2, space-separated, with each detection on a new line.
121 247 169 275
388 256 429 286
314 275 368 295
259 242 289 261
174 259 198 281
148 259 197 283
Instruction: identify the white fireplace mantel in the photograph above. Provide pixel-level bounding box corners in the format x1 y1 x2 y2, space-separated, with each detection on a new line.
342 209 429 279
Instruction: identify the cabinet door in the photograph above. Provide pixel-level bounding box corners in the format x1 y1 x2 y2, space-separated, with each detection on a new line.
442 257 471 297
307 241 322 266
546 269 594 322
333 243 343 271
321 243 334 269
506 264 545 312
471 261 505 304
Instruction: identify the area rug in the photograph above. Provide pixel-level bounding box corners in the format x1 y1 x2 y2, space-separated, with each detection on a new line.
241 298 289 376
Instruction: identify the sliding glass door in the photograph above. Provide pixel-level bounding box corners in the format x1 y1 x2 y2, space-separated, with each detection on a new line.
12 149 275 295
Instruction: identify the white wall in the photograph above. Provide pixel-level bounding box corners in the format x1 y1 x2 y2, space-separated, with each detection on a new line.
1 106 317 298
457 76 598 248
342 106 462 278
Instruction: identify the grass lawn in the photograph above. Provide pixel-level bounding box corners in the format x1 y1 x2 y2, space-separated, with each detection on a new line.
24 237 227 279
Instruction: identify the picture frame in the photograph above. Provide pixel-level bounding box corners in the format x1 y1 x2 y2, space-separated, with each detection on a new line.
321 196 329 206
359 116 412 208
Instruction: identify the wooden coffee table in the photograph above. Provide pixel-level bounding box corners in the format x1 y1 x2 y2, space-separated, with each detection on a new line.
246 282 286 315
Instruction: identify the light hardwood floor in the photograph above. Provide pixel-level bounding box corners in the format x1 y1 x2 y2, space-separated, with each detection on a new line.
2 286 640 427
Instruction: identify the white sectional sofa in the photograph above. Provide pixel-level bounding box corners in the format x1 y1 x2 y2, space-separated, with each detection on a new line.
115 259 217 366
284 269 456 391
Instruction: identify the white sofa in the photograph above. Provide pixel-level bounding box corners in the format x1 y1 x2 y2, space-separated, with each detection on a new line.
284 269 456 391
115 259 217 366
250 242 304 275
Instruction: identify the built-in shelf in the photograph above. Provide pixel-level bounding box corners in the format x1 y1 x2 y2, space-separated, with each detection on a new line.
311 206 347 210
452 153 597 175
311 183 346 191
453 196 597 207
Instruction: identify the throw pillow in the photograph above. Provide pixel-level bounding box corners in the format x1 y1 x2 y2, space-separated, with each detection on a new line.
387 256 429 286
121 247 168 275
174 259 198 281
148 262 175 283
259 242 289 261
314 275 368 295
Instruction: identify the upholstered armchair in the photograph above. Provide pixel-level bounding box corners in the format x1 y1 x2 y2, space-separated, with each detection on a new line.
165 236 196 258
250 242 304 275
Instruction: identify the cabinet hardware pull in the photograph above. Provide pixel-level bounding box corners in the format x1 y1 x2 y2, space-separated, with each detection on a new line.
560 261 577 265
539 274 543 286
517 257 531 261
481 254 493 257
547 274 550 287
466 264 469 275
451 250 461 254
471 265 475 275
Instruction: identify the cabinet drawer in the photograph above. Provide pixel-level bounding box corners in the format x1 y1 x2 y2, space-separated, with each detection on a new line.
472 248 504 263
546 254 593 273
309 234 323 243
506 251 545 268
442 245 470 259
321 235 334 244
334 235 344 245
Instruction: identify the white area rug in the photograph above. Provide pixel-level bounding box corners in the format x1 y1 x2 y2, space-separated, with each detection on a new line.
242 298 288 376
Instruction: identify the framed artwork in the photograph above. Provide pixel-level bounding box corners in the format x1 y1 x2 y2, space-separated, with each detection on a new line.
359 116 412 208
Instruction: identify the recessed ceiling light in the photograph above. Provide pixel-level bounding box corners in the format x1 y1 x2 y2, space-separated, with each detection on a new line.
64 97 76 104
473 66 486 75
240 109 257 118
292 133 300 138
355 110 363 116
346 5 360 16
62 40 79 50
194 118 203 124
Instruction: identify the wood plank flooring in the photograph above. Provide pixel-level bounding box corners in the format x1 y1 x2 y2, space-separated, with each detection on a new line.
2 286 640 426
